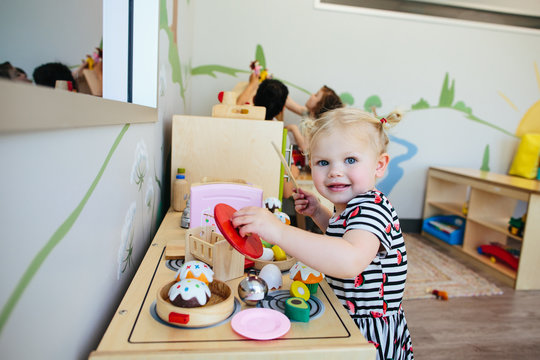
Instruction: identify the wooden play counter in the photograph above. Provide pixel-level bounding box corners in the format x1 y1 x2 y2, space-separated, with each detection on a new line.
89 210 375 359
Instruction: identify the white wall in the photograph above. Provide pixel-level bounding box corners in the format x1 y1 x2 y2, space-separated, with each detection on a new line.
187 0 540 219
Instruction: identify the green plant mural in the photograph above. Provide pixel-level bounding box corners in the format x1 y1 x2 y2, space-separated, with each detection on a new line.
364 95 382 113
160 0 186 103
409 73 515 137
0 124 130 335
481 145 491 171
438 73 455 107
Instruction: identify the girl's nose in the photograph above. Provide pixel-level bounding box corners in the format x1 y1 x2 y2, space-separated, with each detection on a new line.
328 164 343 178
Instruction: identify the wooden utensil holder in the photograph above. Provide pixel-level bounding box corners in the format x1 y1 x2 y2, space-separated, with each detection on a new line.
185 226 245 281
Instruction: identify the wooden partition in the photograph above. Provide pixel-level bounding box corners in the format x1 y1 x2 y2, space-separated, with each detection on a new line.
171 115 283 200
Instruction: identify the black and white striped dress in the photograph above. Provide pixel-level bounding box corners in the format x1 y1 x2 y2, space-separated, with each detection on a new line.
325 190 414 359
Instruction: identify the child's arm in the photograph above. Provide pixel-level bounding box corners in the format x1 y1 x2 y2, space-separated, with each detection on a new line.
284 124 306 153
293 188 332 231
236 72 259 105
285 96 307 116
232 207 379 278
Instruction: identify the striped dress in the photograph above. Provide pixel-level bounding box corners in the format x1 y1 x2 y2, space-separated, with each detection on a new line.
325 190 414 359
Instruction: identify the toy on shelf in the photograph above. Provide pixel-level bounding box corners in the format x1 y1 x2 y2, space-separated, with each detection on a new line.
462 202 469 216
508 213 526 237
477 243 519 271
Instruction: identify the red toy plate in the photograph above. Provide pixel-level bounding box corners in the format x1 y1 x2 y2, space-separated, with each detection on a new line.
214 203 263 259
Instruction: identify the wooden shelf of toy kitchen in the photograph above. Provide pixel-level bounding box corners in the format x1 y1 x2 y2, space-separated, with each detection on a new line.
89 209 375 359
422 167 540 290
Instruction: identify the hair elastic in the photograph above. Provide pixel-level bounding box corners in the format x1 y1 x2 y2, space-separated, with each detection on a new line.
380 117 387 124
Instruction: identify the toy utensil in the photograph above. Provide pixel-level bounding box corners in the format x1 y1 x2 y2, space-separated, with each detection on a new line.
271 141 299 190
214 203 264 258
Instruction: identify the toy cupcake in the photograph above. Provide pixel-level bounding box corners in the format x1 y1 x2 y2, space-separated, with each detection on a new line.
168 279 211 308
175 260 214 285
289 261 324 294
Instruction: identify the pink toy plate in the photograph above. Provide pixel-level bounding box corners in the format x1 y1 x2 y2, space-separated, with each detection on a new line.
231 308 290 340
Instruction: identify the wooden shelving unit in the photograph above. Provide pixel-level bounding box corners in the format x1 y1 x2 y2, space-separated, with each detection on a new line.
422 167 540 290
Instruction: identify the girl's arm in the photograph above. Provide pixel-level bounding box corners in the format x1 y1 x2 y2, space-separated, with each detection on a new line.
232 207 379 278
284 124 306 153
285 96 307 116
236 72 258 105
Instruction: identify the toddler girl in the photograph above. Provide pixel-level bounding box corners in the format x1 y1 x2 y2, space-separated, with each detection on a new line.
232 107 413 359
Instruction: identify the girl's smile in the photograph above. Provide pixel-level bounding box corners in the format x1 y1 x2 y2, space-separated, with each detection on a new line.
309 126 388 213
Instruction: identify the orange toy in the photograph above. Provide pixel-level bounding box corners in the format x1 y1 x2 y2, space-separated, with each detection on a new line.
289 261 324 295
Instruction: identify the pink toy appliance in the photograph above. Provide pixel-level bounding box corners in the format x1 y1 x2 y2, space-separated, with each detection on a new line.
189 183 263 234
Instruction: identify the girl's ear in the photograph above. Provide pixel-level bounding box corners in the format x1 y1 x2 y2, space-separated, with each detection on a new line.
375 153 389 178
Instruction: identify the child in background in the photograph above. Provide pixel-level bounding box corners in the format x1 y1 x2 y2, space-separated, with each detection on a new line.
232 107 413 359
285 85 343 153
286 85 343 119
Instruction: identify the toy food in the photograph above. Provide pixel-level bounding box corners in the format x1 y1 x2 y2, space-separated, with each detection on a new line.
274 211 291 225
168 279 211 308
175 260 214 284
289 261 324 294
258 264 283 290
272 245 287 261
285 297 310 322
264 197 282 213
257 247 275 261
290 280 310 301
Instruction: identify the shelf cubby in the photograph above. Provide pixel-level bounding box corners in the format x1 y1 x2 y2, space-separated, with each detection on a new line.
422 167 540 290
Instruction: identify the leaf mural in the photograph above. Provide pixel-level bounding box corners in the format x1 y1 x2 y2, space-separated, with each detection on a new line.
453 101 472 115
191 43 311 95
412 98 430 110
409 72 515 137
438 72 455 107
160 0 185 101
255 44 266 69
191 65 248 78
0 124 130 335
481 144 490 171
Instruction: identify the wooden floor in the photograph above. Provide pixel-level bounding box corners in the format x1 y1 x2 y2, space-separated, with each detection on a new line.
403 234 540 359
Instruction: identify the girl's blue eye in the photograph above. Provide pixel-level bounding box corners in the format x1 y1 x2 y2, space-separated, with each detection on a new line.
317 160 329 166
345 157 356 164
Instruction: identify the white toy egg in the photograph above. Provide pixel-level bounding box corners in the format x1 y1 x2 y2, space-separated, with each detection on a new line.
257 247 275 261
258 264 282 291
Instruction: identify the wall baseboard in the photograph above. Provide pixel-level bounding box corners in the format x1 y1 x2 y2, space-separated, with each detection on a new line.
401 219 422 234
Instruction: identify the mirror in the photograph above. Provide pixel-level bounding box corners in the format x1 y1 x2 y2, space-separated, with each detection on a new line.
0 0 158 132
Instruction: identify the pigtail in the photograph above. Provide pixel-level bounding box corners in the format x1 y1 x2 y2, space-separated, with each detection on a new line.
379 109 403 131
300 116 317 156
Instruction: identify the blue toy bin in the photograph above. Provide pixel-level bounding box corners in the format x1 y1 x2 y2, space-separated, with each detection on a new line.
422 215 466 245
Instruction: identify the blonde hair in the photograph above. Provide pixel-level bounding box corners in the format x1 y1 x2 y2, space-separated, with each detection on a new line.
302 107 403 157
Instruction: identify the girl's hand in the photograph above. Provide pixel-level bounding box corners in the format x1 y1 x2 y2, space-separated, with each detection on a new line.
232 207 284 245
293 188 320 217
